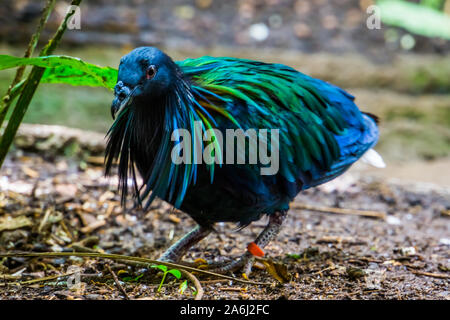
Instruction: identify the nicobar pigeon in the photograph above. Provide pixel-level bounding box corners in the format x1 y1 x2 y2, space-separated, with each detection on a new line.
106 47 384 275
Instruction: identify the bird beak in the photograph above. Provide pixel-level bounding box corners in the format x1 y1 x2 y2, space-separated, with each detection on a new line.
111 97 122 120
111 82 133 119
111 99 129 120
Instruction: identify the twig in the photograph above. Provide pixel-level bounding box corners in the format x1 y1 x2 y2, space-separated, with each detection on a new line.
0 274 21 281
59 220 74 242
180 269 204 300
0 0 83 168
0 271 76 287
71 244 149 268
290 203 386 220
0 0 56 128
0 252 272 286
20 272 76 285
219 287 247 292
317 236 367 245
200 279 235 284
346 257 383 264
105 263 129 300
80 220 106 234
312 266 337 275
38 208 52 233
71 244 98 253
409 270 450 279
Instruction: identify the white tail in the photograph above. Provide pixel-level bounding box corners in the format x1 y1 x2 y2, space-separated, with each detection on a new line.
361 149 386 168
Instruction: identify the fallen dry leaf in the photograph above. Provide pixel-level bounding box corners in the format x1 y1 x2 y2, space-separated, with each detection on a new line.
0 215 33 232
258 258 291 284
21 166 39 178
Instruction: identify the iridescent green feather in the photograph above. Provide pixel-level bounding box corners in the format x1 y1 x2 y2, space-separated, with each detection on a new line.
177 56 346 185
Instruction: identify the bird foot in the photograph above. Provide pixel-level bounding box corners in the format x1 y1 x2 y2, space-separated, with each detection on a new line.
203 211 287 278
201 252 256 277
157 211 286 279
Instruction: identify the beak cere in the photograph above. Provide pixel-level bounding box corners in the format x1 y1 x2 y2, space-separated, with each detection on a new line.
111 81 131 119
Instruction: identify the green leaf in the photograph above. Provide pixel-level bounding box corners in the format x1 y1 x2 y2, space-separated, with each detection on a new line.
178 280 188 295
151 264 168 273
0 55 118 90
123 273 144 283
167 269 181 279
377 0 450 40
286 253 301 260
134 273 144 281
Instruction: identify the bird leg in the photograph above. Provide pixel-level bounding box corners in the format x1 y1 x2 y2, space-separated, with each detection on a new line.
210 210 287 276
159 225 212 263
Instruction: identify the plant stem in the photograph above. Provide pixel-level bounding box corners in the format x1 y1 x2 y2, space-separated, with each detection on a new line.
0 0 82 168
0 0 56 129
158 272 168 292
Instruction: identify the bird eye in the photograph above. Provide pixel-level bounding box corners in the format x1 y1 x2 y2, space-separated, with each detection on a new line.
146 65 157 80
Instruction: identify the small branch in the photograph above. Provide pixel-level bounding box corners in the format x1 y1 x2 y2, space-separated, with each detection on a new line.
180 269 204 300
38 208 52 233
20 272 76 285
0 252 272 286
80 220 106 234
105 263 129 300
291 203 386 220
219 287 247 292
409 270 450 279
312 265 337 275
200 279 237 284
0 274 22 283
317 236 367 245
71 244 152 269
0 271 76 287
71 244 98 253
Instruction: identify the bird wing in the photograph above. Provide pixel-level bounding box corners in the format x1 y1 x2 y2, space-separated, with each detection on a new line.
178 56 379 193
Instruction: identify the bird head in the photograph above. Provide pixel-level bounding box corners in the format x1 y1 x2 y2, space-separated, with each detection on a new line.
111 47 179 119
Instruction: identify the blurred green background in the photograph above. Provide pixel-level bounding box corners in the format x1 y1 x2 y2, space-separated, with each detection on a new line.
0 0 449 183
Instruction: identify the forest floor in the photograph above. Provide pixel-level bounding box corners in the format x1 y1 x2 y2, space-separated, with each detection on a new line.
0 0 449 301
0 126 448 300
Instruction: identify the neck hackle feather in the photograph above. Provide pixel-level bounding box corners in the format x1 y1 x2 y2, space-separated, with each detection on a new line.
104 65 228 210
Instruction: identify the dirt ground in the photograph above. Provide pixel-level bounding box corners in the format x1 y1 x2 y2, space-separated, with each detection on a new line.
0 145 448 300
